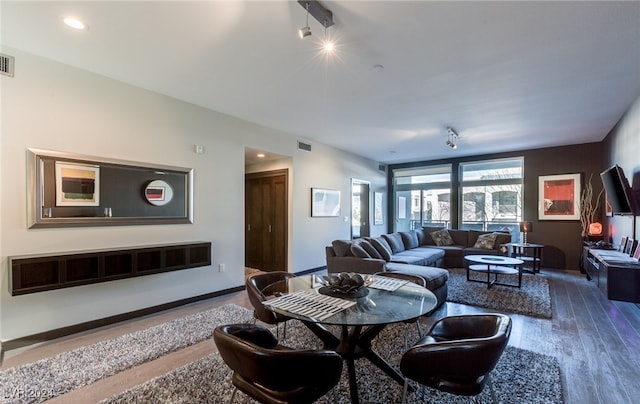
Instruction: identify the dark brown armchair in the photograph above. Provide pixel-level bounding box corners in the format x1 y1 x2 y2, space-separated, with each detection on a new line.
399 313 512 404
214 323 343 404
246 271 296 339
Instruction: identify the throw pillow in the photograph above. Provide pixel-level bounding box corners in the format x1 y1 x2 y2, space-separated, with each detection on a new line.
400 231 419 249
350 243 371 258
473 233 499 249
332 240 353 257
431 229 454 246
360 240 383 259
370 237 393 261
382 233 405 253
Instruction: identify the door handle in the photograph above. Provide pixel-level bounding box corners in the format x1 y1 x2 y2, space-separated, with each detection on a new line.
248 224 251 231
269 225 272 233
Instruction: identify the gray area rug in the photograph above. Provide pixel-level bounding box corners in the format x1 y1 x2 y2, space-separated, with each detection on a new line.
103 320 563 403
0 304 253 404
447 268 552 318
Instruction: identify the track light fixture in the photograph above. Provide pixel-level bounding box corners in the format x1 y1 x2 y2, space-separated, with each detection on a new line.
446 127 459 150
299 2 312 38
297 1 334 39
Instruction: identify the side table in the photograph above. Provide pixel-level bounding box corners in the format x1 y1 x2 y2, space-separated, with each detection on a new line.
507 243 544 274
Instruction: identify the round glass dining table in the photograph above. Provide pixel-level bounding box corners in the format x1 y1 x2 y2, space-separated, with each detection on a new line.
262 274 438 404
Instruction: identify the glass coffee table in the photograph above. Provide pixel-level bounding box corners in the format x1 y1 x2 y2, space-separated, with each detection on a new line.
465 255 524 288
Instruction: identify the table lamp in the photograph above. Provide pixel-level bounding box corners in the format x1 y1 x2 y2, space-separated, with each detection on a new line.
520 221 533 244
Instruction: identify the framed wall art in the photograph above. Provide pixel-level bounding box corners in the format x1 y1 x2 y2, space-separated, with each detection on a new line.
538 173 581 220
311 188 340 217
55 162 100 206
374 192 384 225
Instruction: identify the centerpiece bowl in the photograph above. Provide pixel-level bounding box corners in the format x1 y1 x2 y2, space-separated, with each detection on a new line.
321 272 372 297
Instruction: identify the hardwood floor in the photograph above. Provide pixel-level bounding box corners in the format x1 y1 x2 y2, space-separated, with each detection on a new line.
2 268 639 403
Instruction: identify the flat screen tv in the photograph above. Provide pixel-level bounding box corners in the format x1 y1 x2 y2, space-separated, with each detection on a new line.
600 165 639 216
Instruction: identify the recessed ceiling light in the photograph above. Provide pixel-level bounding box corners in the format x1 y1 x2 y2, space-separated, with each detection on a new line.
373 64 384 71
63 17 89 31
257 153 265 158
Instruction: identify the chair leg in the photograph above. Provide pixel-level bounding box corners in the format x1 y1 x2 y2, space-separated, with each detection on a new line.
229 387 238 404
401 378 410 404
403 324 409 349
415 320 422 339
487 373 498 404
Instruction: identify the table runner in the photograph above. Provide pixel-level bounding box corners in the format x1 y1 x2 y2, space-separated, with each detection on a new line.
263 290 355 320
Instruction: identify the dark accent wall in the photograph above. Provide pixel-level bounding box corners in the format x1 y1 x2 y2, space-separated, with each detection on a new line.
389 142 606 270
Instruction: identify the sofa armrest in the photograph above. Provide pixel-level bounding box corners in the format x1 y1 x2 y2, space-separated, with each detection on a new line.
326 256 386 274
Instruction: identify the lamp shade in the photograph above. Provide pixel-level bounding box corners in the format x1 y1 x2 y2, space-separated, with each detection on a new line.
588 222 603 236
520 221 533 233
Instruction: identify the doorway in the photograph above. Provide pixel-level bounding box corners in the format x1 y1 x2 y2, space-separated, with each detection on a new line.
245 169 288 272
351 179 371 239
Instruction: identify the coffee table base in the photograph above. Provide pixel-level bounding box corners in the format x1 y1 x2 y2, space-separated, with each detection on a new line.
466 264 523 289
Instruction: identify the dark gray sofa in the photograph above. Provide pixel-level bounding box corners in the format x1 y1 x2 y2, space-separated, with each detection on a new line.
419 226 512 268
325 233 448 310
325 228 511 311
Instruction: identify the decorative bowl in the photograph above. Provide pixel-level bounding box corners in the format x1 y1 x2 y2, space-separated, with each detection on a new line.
322 272 373 294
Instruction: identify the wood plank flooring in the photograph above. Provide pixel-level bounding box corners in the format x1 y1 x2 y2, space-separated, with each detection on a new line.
2 268 639 404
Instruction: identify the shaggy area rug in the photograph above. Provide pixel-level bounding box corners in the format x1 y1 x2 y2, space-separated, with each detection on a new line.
102 320 563 404
446 268 552 318
0 304 253 404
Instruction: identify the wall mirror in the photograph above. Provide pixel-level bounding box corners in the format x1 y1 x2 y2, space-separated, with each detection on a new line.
27 148 193 228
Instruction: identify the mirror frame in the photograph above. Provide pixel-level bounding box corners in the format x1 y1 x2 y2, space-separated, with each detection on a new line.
27 148 194 228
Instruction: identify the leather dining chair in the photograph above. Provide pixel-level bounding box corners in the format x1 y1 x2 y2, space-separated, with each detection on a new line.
374 271 427 347
214 323 343 404
399 313 512 404
245 271 296 339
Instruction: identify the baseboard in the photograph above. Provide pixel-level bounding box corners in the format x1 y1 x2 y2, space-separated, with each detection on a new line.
2 285 244 352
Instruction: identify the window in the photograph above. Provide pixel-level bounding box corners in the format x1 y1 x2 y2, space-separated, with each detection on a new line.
391 157 523 234
460 158 523 233
393 165 452 230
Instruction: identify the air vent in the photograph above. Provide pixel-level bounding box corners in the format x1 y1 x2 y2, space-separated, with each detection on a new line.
297 141 312 152
378 164 386 172
0 54 15 77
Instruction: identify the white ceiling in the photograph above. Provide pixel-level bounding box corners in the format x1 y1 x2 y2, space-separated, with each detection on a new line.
2 1 639 164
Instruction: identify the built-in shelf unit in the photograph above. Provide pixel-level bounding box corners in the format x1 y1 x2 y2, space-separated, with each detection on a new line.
9 242 211 296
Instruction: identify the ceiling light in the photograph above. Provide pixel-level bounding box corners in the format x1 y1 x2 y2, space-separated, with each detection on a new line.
299 3 312 38
446 127 459 150
322 20 335 52
297 1 334 42
257 153 265 158
63 17 89 30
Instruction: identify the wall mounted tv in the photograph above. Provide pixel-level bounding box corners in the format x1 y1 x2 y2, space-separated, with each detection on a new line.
600 164 639 216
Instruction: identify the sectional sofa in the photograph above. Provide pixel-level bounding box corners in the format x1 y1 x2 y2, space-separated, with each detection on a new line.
325 227 512 310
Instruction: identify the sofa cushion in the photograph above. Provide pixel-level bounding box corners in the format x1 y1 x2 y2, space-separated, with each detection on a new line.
400 230 419 249
473 233 499 249
431 229 454 246
370 237 393 261
332 240 353 257
389 254 426 265
359 239 383 259
421 226 445 245
400 247 445 264
448 229 470 246
493 232 512 249
350 243 371 258
382 232 405 253
385 263 449 291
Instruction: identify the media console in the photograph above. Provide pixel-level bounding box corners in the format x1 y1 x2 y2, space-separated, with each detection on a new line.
582 247 640 303
9 242 211 296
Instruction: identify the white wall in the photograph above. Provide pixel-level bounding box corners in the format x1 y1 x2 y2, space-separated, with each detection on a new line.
0 47 386 341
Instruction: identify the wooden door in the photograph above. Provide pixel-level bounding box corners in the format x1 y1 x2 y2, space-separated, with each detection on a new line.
245 170 288 271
